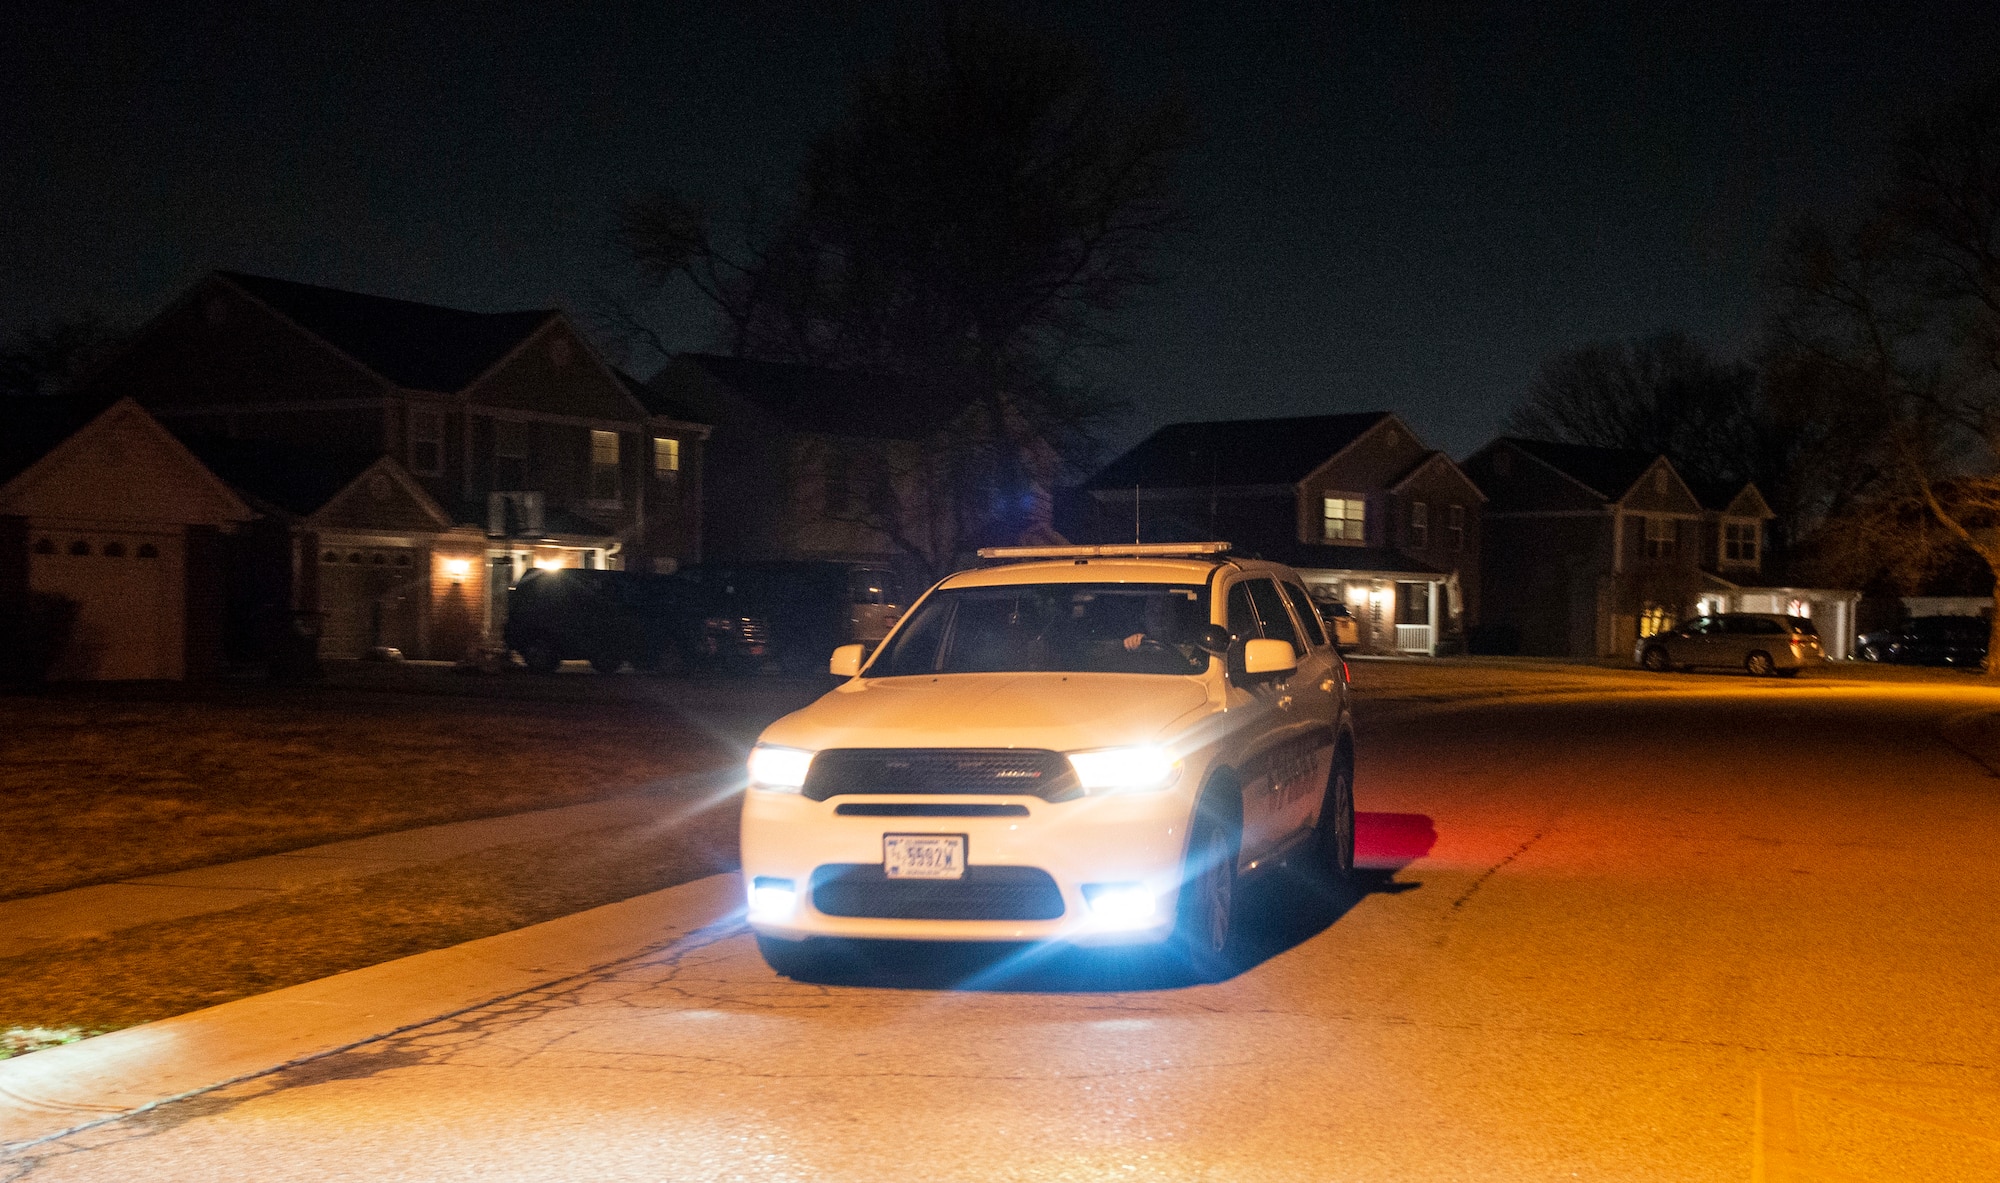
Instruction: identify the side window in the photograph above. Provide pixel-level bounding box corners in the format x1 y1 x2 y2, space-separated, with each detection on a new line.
1280 580 1327 648
1246 578 1303 655
1226 583 1260 643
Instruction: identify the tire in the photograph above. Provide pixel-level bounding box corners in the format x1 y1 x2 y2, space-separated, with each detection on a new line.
755 933 822 981
1175 788 1240 964
1640 646 1671 673
1312 745 1355 881
1744 650 1774 677
518 635 560 676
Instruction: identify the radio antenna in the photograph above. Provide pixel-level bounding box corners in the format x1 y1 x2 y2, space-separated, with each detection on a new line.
1133 483 1141 544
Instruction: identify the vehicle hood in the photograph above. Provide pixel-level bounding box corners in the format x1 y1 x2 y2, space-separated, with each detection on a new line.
757 673 1214 754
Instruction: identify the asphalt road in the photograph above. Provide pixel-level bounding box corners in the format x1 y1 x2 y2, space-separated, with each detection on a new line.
12 675 2000 1181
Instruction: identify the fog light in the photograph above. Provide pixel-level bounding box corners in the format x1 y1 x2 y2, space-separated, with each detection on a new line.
1083 882 1156 925
749 876 796 919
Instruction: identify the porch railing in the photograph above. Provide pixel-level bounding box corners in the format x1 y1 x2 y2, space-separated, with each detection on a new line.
1394 624 1434 653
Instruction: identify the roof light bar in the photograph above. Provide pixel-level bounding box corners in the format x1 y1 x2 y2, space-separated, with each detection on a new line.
976 542 1234 559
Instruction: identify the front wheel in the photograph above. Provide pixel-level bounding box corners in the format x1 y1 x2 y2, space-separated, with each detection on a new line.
1640 646 1671 673
756 934 824 981
518 635 560 675
1175 792 1240 965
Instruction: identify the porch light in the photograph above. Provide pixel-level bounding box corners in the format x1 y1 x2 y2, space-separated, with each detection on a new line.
444 558 471 581
534 556 564 571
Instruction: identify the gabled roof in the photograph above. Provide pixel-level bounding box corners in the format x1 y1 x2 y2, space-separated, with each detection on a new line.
1085 413 1392 491
0 394 118 487
180 435 385 519
1502 438 1663 501
217 272 557 393
1687 478 1775 518
616 368 704 424
1387 450 1489 502
668 354 959 440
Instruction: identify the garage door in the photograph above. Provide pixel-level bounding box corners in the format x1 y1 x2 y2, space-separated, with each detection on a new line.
318 545 424 659
29 531 185 680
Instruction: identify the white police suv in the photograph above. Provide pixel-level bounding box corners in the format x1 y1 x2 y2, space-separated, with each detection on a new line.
739 543 1356 976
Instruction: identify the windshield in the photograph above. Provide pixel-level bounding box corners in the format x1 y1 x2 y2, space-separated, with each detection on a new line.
867 582 1213 676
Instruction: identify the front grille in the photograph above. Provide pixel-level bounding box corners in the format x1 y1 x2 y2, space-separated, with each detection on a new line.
802 749 1077 802
833 803 1030 818
810 864 1066 921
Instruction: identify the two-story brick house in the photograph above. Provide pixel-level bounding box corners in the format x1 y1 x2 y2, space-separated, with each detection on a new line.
1074 413 1485 654
648 353 1064 592
1463 437 1718 658
69 271 709 660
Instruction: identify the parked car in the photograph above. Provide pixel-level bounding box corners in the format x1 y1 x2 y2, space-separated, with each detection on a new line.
1635 613 1824 677
1857 615 1989 667
741 542 1356 979
504 568 769 675
503 568 685 674
675 561 904 674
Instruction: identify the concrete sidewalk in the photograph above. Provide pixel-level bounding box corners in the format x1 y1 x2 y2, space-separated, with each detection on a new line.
0 872 744 1150
0 793 692 959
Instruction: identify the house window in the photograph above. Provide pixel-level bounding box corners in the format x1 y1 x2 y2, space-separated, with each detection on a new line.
1446 504 1465 552
590 430 621 503
1724 520 1759 564
1323 496 1365 543
653 436 681 480
409 408 444 476
1644 515 1675 558
1639 604 1676 638
1409 501 1428 549
494 419 529 489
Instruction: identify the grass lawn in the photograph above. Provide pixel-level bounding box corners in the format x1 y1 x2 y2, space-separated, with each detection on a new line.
0 798 739 1055
0 670 807 901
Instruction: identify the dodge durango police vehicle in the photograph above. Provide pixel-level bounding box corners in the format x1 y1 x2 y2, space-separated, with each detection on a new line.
739 542 1357 977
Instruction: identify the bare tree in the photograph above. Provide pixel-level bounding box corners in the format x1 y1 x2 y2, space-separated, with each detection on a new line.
617 16 1190 575
0 315 124 398
1774 82 2000 671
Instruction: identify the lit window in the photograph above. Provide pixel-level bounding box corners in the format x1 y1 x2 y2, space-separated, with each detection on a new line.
1409 501 1428 549
1446 504 1464 552
654 436 680 479
409 408 444 476
590 430 621 503
1639 604 1675 637
1723 520 1759 564
1644 515 1675 559
1322 496 1365 543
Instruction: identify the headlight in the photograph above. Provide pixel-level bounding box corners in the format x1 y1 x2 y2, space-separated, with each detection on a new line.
747 745 815 792
1066 745 1180 794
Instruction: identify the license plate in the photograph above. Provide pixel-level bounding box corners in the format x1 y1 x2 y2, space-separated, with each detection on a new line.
883 834 965 880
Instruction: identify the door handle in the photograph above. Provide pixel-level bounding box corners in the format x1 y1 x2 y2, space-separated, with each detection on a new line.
1277 695 1293 710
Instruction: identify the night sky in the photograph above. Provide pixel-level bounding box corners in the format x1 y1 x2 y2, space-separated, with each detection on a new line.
7 1 1998 458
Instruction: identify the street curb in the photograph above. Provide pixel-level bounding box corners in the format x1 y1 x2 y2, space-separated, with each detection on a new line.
0 872 744 1153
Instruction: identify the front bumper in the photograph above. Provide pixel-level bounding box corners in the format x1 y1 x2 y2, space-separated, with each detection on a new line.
740 787 1193 946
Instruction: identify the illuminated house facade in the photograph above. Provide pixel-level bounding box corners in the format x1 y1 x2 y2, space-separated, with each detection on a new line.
69 272 709 660
1073 413 1484 654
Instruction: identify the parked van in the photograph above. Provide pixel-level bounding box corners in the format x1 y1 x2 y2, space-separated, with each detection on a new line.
675 562 904 673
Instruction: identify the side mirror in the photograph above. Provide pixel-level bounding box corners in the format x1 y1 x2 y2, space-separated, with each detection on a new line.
829 643 864 678
1194 624 1232 656
1242 638 1298 677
